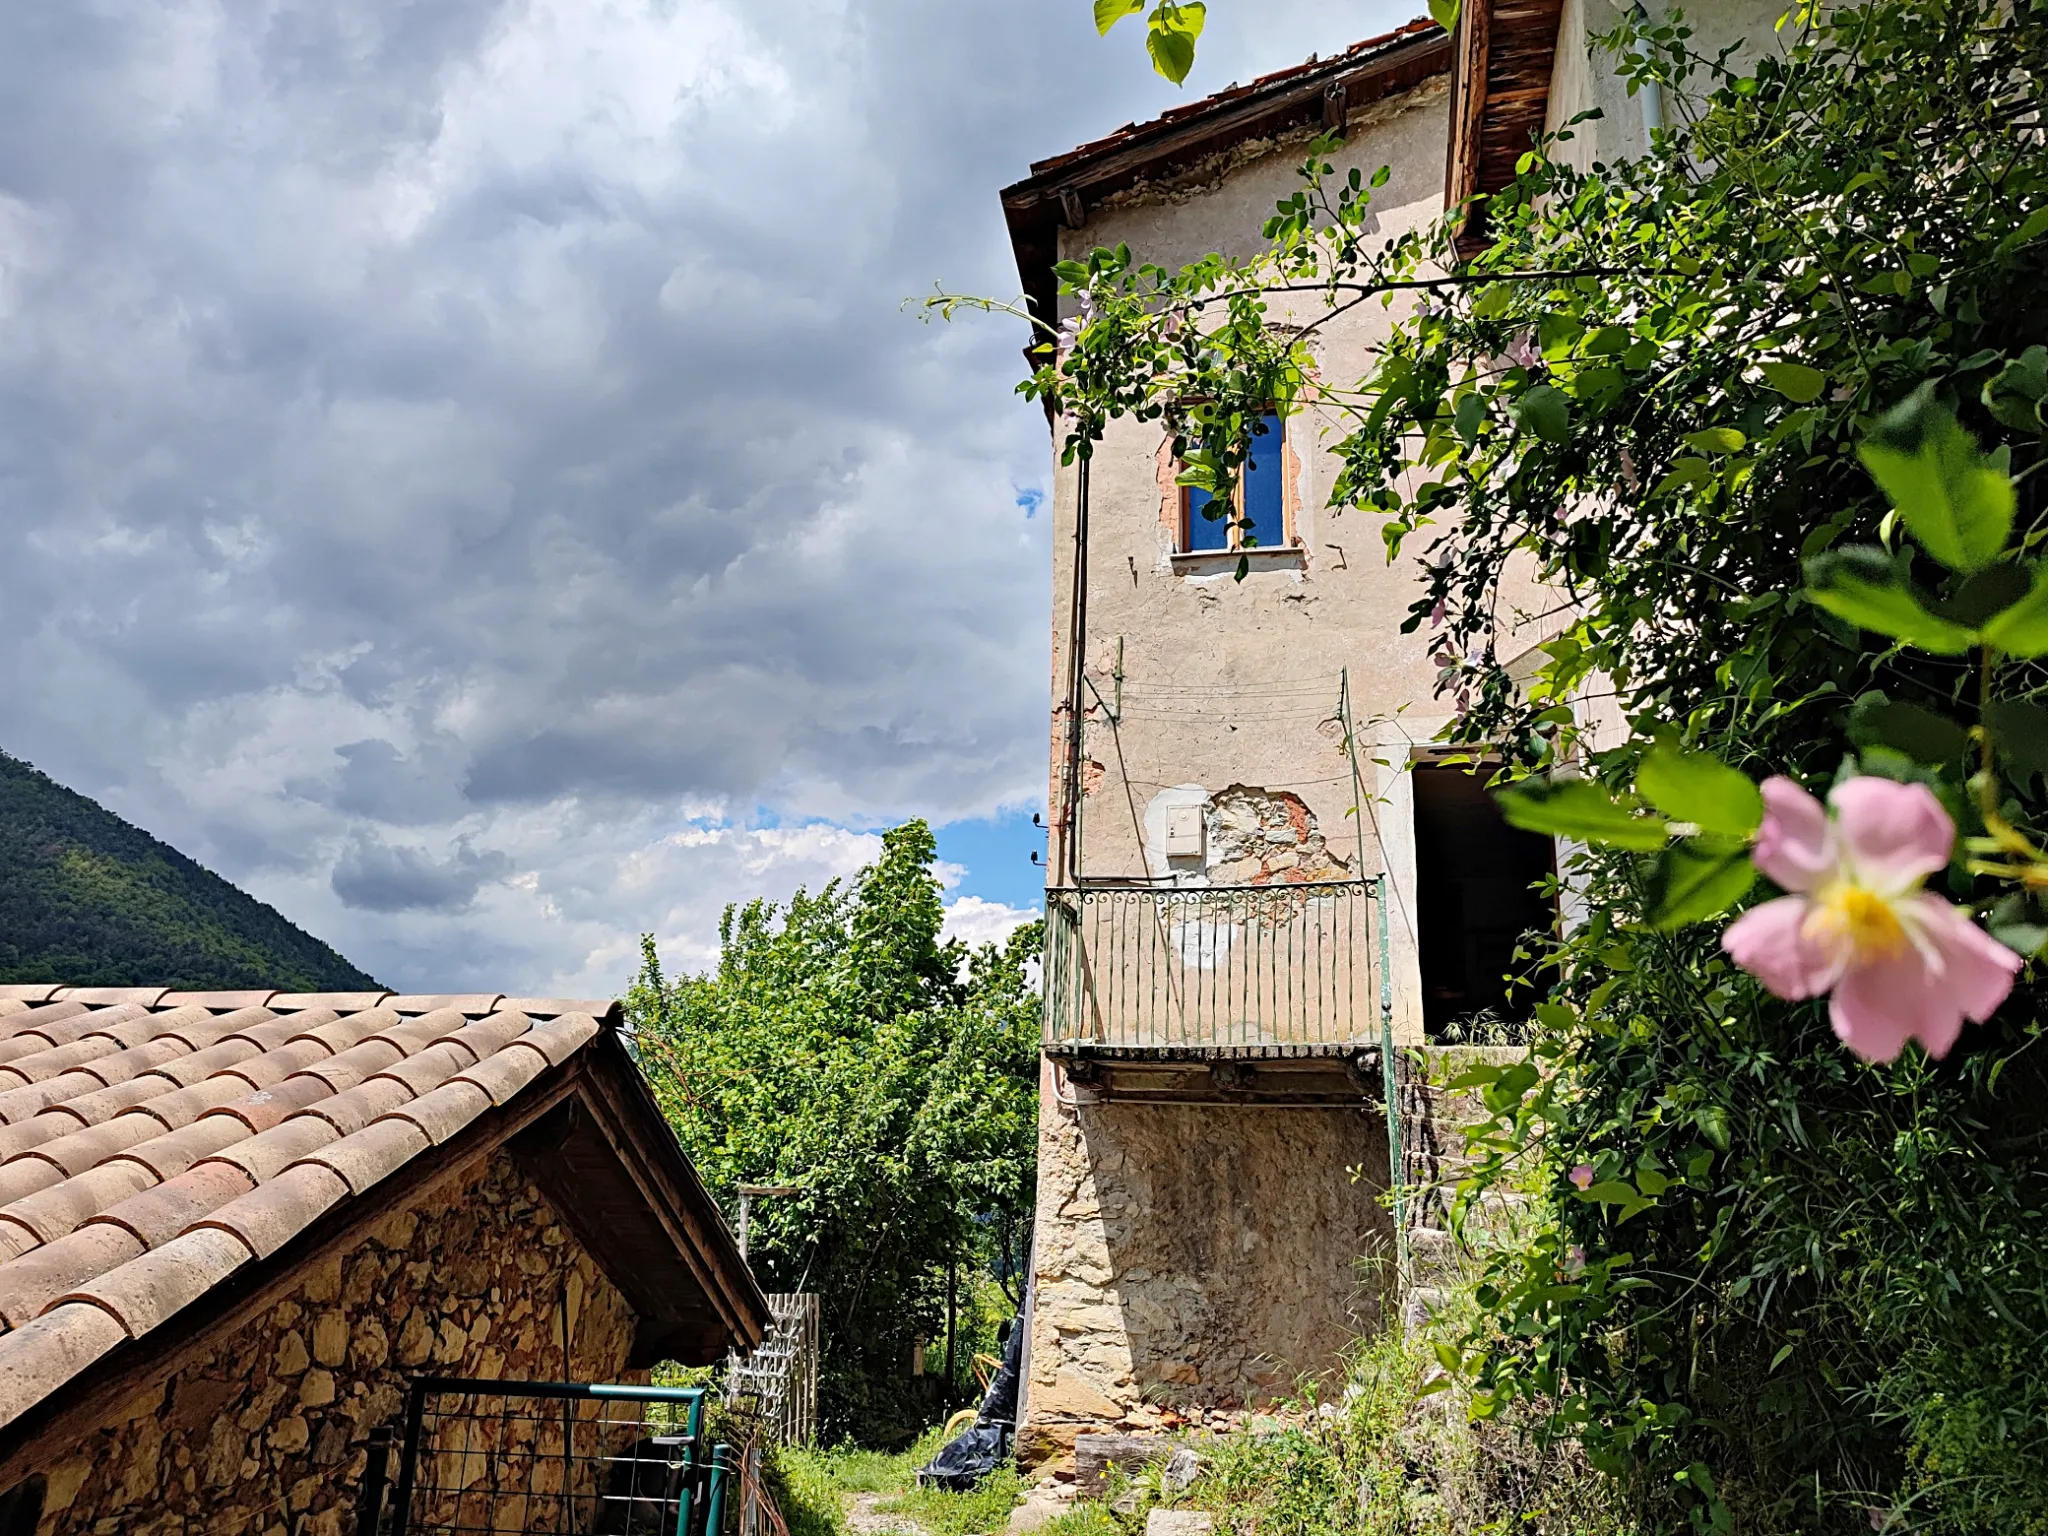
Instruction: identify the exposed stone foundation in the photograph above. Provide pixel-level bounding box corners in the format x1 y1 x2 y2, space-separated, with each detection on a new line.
1020 1063 1393 1464
34 1151 636 1536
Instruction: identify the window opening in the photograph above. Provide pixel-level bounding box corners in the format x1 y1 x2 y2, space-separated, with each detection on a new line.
1182 411 1285 552
1412 762 1556 1040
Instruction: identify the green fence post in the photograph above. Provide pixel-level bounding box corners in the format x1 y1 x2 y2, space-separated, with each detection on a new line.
1377 874 1409 1312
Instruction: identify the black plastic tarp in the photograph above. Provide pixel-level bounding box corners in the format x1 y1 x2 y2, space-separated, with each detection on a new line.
916 1302 1027 1490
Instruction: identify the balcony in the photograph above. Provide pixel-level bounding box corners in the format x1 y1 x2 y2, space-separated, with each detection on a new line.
1042 878 1387 1063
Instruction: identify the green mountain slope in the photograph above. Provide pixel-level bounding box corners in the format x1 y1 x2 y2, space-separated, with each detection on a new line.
0 751 378 991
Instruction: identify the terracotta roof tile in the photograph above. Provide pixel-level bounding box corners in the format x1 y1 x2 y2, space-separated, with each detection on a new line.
0 1115 75 1161
294 1118 431 1197
455 1044 549 1106
0 1160 63 1214
304 1077 416 1137
0 1037 122 1087
381 993 504 1016
128 1075 267 1132
212 1078 334 1134
370 1008 470 1051
375 1041 473 1098
79 1003 213 1049
23 1115 166 1178
88 1163 256 1248
52 988 170 1008
200 1116 341 1183
0 985 612 1424
0 1005 142 1060
519 1013 602 1066
29 1076 177 1132
109 1114 251 1182
0 1072 124 1125
61 1228 253 1336
386 1080 492 1146
0 1304 129 1417
156 991 278 1011
441 1010 535 1062
266 991 391 1013
192 1163 349 1258
296 1037 405 1093
0 1224 146 1329
501 997 617 1020
0 1162 157 1247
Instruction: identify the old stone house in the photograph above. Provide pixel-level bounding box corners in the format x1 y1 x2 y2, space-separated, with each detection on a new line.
0 984 765 1536
1001 0 1782 1460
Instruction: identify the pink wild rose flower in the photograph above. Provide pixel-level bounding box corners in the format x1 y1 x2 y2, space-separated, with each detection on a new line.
1721 776 2021 1062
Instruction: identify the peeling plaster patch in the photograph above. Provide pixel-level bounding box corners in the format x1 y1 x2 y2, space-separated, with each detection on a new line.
1207 784 1349 884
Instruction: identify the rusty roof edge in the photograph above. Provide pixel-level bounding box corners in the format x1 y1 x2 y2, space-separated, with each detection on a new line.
1004 18 1446 197
998 20 1454 387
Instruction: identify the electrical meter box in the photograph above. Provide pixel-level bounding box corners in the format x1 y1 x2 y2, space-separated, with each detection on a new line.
1164 804 1207 859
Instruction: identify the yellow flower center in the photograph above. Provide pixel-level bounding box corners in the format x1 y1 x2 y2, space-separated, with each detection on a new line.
1805 881 1909 959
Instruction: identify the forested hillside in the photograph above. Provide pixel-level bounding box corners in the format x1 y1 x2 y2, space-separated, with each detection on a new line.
0 751 377 990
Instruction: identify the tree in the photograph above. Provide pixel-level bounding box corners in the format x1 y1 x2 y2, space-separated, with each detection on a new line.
624 822 1041 1444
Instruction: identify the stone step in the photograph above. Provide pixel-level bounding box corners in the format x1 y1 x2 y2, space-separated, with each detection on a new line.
1402 1285 1448 1330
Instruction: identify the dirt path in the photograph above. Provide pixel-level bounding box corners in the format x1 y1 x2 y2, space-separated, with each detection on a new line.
844 1492 929 1535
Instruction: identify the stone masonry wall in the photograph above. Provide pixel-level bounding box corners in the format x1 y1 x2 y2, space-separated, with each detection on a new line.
34 1150 637 1536
1021 1063 1393 1462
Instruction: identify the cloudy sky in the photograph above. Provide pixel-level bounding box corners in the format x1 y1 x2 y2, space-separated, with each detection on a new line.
0 0 1415 995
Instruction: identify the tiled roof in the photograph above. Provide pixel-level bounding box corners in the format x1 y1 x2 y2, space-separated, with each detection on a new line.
1026 19 1445 181
999 19 1453 362
0 987 620 1431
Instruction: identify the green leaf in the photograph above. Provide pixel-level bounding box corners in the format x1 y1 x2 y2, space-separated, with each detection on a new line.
1980 567 2048 657
1093 0 1145 33
1987 894 2048 958
1769 1344 1794 1372
1516 384 1571 443
1577 1180 1654 1221
1682 427 1746 454
1471 284 1513 320
1426 0 1460 30
1858 384 2016 571
1803 548 1978 653
1940 560 2031 627
1982 347 2048 434
1645 841 1756 930
1496 778 1669 850
1986 699 2048 795
2007 205 2048 248
1636 744 1763 836
1145 2 1204 83
1847 692 1969 765
1760 361 1826 403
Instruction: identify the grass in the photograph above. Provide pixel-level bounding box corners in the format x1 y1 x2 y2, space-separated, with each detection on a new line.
775 1423 1027 1535
875 1466 1023 1535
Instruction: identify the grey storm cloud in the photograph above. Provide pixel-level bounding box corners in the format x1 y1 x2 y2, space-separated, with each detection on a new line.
332 833 513 914
0 0 1405 993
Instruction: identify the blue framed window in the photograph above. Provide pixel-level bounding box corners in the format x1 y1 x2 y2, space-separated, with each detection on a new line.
1180 411 1286 553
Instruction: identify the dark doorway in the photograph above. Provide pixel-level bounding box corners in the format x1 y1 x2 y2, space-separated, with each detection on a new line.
1412 762 1557 1039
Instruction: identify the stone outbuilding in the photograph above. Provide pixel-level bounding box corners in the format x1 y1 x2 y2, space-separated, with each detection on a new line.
0 984 767 1536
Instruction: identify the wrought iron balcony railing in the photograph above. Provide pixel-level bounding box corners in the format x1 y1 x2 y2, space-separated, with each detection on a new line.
1042 877 1387 1053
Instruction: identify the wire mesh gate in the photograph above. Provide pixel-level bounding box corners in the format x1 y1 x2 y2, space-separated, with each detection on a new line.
357 1379 728 1536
